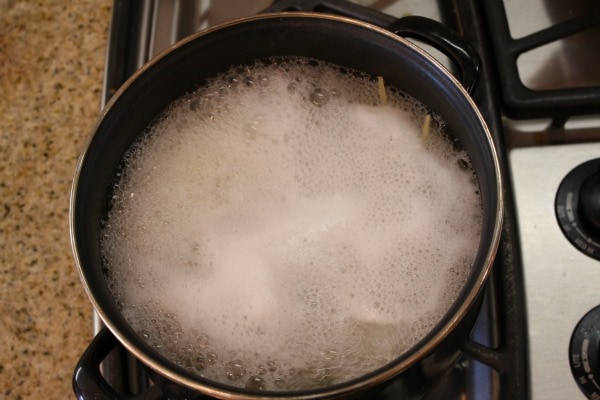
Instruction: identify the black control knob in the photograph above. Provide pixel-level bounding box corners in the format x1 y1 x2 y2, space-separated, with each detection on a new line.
570 305 600 399
555 159 600 261
580 169 600 231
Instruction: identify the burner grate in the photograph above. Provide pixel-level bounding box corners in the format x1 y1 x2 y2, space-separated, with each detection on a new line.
76 1 530 399
481 0 600 120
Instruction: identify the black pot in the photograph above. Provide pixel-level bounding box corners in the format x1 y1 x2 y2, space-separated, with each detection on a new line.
70 12 503 400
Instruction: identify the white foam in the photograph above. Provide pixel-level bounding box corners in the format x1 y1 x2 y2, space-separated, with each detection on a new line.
102 57 482 391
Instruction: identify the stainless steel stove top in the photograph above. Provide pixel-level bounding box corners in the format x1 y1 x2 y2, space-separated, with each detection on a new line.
505 0 600 391
510 143 600 400
501 0 600 399
87 1 600 399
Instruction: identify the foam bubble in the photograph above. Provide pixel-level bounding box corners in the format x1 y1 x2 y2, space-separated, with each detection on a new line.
101 57 482 391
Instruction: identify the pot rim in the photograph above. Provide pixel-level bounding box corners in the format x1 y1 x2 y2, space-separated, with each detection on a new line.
70 11 503 400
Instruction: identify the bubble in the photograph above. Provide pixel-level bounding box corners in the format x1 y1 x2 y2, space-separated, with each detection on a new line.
193 354 206 371
225 359 247 381
245 375 265 390
309 87 330 107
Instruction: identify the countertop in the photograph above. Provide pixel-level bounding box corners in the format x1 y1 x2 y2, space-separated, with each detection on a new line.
1 1 112 398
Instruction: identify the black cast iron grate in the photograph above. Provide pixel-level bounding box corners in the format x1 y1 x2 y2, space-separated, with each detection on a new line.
78 1 529 399
480 0 600 121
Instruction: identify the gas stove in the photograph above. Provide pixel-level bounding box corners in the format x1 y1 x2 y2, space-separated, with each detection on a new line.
75 1 600 399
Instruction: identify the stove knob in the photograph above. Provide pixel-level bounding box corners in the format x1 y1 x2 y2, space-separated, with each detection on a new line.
555 159 600 261
580 169 600 231
570 305 600 399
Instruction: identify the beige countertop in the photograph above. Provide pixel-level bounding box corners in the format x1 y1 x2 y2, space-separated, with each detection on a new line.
1 1 112 398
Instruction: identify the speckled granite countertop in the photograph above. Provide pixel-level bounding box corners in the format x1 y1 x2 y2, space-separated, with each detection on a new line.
0 1 111 398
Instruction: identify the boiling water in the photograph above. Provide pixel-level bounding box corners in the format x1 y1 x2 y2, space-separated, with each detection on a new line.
102 57 482 391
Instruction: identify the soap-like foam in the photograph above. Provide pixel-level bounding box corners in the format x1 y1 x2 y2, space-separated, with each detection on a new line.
102 57 482 391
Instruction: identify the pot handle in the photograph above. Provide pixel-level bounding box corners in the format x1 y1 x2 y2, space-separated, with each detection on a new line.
73 327 165 400
387 16 480 94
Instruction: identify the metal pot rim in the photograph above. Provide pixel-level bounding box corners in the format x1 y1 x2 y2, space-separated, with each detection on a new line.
70 11 503 399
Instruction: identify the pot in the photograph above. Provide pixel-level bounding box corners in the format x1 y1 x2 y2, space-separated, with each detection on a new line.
70 12 503 400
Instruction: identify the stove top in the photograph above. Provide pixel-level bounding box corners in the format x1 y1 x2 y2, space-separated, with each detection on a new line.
74 0 600 399
510 142 600 400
